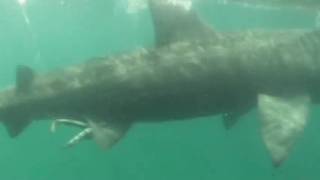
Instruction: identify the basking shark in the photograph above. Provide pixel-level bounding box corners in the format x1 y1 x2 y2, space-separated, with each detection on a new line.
0 0 319 167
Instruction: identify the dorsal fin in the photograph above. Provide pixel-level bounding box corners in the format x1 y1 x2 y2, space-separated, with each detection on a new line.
148 0 217 47
16 65 34 93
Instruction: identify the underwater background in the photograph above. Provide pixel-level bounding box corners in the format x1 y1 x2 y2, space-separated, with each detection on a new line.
0 0 319 179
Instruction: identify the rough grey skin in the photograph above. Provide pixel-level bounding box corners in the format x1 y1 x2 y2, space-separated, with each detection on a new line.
0 0 318 167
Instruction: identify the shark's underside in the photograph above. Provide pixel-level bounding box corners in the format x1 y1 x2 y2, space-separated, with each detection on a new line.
0 0 319 167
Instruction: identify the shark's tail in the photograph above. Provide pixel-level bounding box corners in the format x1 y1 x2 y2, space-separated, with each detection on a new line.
2 117 31 138
1 65 34 137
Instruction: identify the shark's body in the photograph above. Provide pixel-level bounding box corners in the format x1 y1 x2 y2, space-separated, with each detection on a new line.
0 0 319 167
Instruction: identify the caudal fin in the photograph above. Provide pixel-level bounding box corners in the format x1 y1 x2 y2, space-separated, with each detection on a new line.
1 65 35 137
2 117 31 137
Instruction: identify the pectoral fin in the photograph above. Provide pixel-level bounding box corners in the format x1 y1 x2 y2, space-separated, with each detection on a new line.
258 93 310 167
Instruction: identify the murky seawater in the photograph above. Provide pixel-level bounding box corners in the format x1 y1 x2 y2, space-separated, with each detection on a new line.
0 0 319 179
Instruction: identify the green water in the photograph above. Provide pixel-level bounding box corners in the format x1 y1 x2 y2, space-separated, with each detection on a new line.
0 0 319 179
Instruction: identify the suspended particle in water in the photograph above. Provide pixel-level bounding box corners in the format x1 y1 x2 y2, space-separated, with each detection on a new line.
316 11 320 28
16 0 42 66
17 0 31 25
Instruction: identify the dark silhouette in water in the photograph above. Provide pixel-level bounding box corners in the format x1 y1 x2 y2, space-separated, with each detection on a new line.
0 0 319 167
